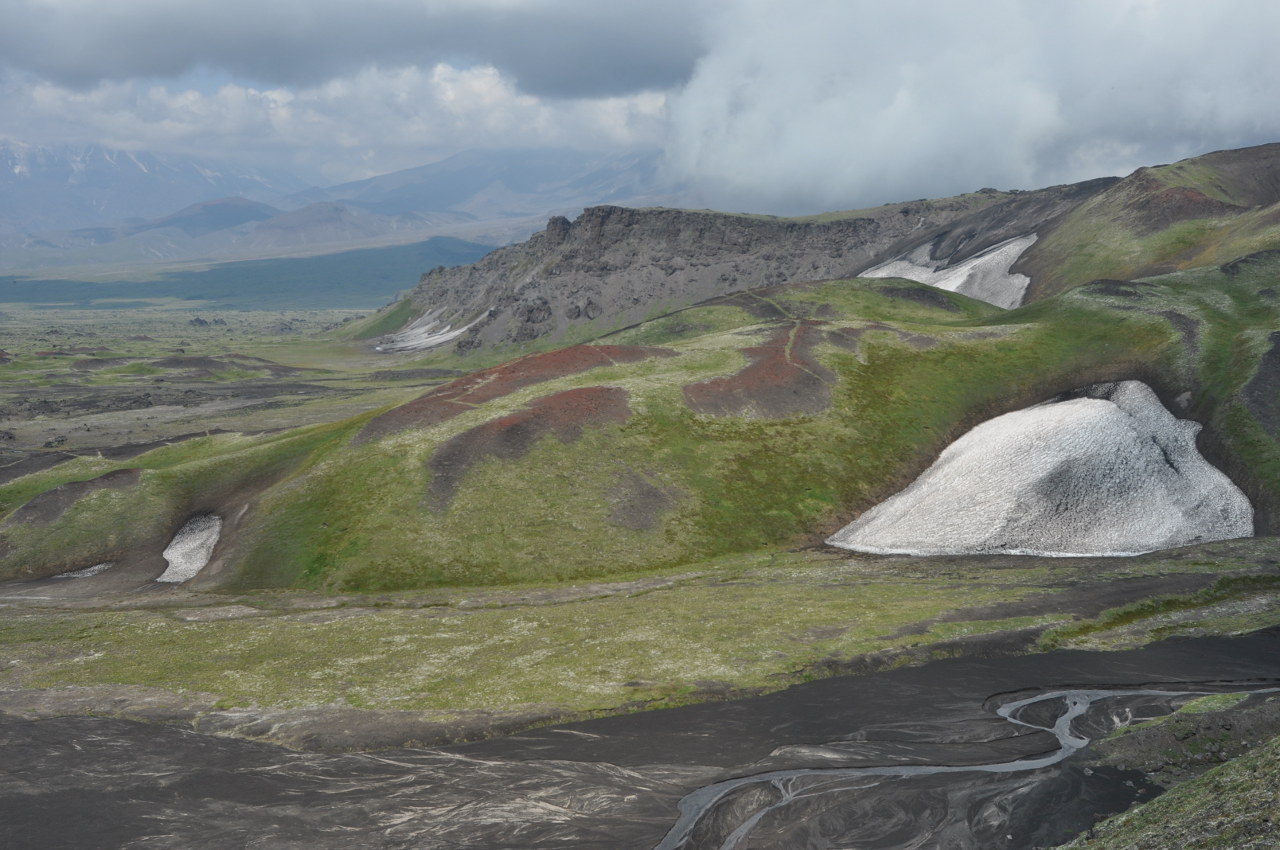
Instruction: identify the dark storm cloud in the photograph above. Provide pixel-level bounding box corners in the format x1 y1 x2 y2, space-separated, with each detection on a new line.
0 0 703 98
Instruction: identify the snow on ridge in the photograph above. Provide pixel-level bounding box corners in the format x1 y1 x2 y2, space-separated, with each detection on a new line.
826 381 1254 557
863 234 1037 309
375 307 490 353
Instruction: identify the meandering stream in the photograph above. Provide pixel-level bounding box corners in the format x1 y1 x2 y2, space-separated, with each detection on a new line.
655 685 1280 850
4 631 1280 849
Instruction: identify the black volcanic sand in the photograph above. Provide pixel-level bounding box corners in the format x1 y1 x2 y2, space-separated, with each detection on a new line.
4 631 1280 849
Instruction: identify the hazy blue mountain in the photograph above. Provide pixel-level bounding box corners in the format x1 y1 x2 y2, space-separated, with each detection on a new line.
288 148 667 218
0 141 310 235
126 197 283 238
0 146 671 274
1 236 494 310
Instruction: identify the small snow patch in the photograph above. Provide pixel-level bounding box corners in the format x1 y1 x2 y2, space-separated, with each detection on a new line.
156 515 222 583
53 562 113 579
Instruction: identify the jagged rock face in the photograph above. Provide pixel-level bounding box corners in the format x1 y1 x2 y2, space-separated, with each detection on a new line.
827 381 1253 557
388 179 1112 355
396 204 952 354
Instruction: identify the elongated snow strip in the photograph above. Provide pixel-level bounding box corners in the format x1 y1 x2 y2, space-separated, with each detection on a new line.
375 308 490 353
53 562 113 579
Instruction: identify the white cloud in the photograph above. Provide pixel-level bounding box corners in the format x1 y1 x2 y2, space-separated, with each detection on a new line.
663 0 1280 213
0 64 668 183
0 0 703 97
3 0 1280 207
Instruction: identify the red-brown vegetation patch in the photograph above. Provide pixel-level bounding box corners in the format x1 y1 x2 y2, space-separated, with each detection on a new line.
683 321 835 418
427 386 632 509
1 468 141 527
356 344 674 444
1128 179 1243 234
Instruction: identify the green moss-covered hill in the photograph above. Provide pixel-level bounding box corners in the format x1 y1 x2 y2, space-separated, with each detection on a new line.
1022 143 1280 299
3 248 1279 591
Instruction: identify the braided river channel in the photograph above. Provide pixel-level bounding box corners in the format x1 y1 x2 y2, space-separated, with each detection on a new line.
4 630 1280 848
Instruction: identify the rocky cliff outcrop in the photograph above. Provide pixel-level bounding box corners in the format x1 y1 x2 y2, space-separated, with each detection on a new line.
384 179 1115 354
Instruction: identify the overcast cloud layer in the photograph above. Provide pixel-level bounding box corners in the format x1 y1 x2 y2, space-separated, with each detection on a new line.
3 0 1280 212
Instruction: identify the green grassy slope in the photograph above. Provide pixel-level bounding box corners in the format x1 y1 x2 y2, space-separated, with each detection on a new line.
7 541 1278 745
1059 730 1280 849
4 254 1278 591
1022 144 1280 298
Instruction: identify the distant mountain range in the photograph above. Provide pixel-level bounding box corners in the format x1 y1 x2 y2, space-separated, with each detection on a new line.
289 148 663 218
0 141 308 235
0 144 676 274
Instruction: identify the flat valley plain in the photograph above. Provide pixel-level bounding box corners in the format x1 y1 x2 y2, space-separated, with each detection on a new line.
3 270 1280 848
1 303 1278 738
0 305 418 452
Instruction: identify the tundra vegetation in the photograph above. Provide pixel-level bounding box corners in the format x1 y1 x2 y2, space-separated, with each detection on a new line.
2 145 1280 845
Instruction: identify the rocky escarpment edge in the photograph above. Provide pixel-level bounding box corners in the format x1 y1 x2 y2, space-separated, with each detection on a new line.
382 179 1112 355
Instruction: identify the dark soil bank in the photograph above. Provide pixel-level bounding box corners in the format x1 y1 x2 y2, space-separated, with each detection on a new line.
4 631 1280 849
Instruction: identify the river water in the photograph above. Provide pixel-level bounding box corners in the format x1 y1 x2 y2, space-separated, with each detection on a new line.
652 685 1278 849
3 630 1279 849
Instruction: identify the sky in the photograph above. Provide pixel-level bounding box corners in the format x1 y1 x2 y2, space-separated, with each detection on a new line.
3 0 1280 213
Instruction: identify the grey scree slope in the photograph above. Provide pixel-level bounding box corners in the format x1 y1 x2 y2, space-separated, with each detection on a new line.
827 381 1254 557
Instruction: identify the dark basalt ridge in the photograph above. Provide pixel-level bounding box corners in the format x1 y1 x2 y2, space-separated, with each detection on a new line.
387 179 1113 355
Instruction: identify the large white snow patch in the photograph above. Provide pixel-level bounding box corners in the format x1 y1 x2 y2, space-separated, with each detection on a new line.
156 514 223 583
862 234 1037 309
826 381 1253 557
